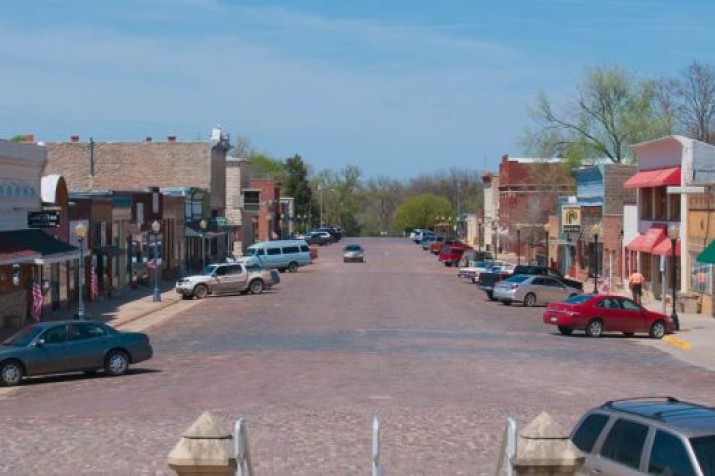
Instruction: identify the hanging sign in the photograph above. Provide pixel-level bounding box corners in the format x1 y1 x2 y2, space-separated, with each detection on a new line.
561 206 581 233
28 211 60 228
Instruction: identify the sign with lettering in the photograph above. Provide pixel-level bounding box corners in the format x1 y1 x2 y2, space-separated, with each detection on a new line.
561 206 581 233
28 211 60 228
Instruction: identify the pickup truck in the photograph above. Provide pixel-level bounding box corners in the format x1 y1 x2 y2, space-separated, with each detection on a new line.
430 238 462 255
477 265 583 300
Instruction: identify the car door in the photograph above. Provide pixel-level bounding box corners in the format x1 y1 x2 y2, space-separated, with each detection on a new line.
617 298 648 334
542 277 568 303
529 277 549 304
589 418 649 475
229 264 249 292
593 298 626 332
212 265 231 293
68 322 110 370
27 324 72 375
646 429 699 475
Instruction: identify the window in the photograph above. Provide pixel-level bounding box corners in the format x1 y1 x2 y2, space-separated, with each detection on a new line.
215 266 227 276
621 299 641 311
71 323 106 341
690 261 712 295
642 188 653 220
225 265 243 275
600 419 648 469
42 325 68 344
654 187 667 221
267 248 281 256
649 430 696 476
691 435 715 475
283 246 299 254
300 245 309 252
571 413 609 453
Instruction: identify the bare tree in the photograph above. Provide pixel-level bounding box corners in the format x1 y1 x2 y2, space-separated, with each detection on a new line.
673 61 715 143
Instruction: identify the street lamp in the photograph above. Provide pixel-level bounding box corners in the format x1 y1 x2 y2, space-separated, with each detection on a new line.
667 223 680 331
151 220 161 302
477 219 482 251
516 225 522 266
199 219 207 270
591 223 600 294
74 223 87 319
544 223 550 268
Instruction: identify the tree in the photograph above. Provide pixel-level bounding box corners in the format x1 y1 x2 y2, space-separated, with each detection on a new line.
673 61 715 143
393 193 452 232
283 155 312 226
362 177 404 235
523 65 672 163
248 153 285 180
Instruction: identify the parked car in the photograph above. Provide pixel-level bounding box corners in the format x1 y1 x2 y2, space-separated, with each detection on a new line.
437 245 470 267
420 234 437 250
0 321 153 386
479 265 581 300
458 259 507 282
343 244 365 263
239 239 313 272
245 263 280 287
543 294 674 338
305 231 333 246
430 238 461 255
570 396 715 475
493 274 582 307
410 229 432 243
175 262 273 299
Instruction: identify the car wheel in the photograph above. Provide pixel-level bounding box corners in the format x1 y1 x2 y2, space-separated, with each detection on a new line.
557 326 573 336
586 319 603 338
249 279 265 295
193 284 208 299
623 332 634 337
487 291 496 301
0 360 24 386
650 321 666 339
523 293 537 307
288 262 298 273
104 350 129 377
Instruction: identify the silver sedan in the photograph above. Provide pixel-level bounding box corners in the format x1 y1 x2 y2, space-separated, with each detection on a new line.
493 275 582 307
343 244 365 263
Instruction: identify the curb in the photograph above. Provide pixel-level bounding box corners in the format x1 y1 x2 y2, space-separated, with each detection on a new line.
663 335 692 350
111 297 183 330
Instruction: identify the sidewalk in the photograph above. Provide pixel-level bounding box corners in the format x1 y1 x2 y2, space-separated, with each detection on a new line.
603 280 715 373
0 281 184 341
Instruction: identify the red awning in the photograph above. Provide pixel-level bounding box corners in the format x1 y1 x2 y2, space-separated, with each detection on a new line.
0 240 41 266
652 238 681 257
625 226 666 253
623 166 681 189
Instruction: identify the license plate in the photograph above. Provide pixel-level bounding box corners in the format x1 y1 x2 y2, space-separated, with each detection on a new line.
550 316 557 322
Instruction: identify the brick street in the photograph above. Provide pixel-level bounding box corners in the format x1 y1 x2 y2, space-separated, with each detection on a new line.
1 238 714 475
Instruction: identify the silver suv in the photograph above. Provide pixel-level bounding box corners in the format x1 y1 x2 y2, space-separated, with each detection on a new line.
571 397 715 475
175 263 274 299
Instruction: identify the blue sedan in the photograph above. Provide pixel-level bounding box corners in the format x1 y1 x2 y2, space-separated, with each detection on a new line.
0 321 153 386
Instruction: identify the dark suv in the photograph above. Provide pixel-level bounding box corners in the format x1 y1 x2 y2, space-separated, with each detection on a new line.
571 397 715 475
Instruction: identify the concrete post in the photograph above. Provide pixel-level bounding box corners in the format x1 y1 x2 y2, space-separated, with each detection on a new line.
512 411 584 475
168 411 237 476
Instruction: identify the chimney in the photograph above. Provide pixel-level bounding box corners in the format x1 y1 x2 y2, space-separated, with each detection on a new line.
23 134 35 143
145 137 152 142
70 135 80 143
167 136 177 143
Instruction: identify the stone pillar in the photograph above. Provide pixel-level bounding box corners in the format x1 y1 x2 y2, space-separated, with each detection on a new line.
512 411 584 475
168 411 237 475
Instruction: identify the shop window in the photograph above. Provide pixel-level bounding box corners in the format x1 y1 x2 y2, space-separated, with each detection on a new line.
641 188 653 220
668 193 681 221
690 260 712 295
654 187 667 221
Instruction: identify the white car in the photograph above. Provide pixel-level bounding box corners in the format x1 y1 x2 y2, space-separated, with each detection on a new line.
458 260 510 282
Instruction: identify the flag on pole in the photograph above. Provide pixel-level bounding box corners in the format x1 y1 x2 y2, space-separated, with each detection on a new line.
90 267 99 301
31 279 43 322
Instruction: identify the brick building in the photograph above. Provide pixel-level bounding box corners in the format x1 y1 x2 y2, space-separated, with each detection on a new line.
248 179 282 242
497 155 575 263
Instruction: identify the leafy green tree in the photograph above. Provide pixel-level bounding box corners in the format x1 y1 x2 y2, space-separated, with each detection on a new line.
393 193 452 232
523 64 672 163
248 153 285 180
283 154 312 227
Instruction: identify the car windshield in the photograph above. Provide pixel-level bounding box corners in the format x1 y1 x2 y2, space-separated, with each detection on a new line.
691 435 715 475
564 294 592 305
505 275 529 283
200 265 218 276
2 325 43 347
345 245 362 251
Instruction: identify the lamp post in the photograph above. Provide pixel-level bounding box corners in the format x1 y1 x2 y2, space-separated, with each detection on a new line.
151 220 161 302
199 219 207 270
544 223 550 268
667 223 680 331
516 225 522 266
477 219 482 251
74 223 87 319
591 223 600 294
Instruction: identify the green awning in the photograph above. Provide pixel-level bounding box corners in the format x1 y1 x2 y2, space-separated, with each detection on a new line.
697 240 715 264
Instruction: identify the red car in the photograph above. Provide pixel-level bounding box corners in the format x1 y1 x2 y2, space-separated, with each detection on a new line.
430 238 461 255
437 245 470 267
543 294 674 338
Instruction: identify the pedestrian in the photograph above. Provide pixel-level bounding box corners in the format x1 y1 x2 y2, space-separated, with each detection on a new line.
629 270 644 305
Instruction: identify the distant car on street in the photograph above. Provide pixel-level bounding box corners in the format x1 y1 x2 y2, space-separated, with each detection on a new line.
493 274 582 307
343 244 365 263
0 321 153 386
305 231 333 246
175 262 274 299
437 244 470 267
543 293 674 338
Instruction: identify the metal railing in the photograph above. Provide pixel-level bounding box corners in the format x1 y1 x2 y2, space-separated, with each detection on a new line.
494 417 516 476
235 418 254 476
372 416 381 476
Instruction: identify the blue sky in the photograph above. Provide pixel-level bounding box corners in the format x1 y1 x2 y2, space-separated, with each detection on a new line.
2 1 714 179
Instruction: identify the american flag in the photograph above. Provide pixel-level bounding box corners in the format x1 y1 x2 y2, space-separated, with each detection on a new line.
31 279 42 322
90 267 99 301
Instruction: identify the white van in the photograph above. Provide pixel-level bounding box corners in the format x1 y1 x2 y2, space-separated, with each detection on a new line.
238 240 312 272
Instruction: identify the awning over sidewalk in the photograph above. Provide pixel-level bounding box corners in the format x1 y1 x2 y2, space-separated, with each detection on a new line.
0 240 41 266
697 240 715 264
625 225 666 253
0 229 80 265
624 166 681 189
652 238 681 257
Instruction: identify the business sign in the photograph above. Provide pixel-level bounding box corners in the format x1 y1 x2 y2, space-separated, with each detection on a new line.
562 206 581 233
28 211 60 228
